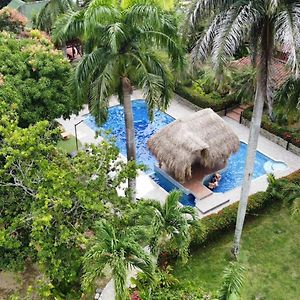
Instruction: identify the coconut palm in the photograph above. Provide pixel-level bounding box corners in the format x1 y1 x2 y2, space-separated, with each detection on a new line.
52 0 184 200
147 191 196 264
82 220 154 300
189 0 300 256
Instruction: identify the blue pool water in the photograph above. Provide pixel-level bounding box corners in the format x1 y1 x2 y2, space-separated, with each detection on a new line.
204 142 273 193
85 99 276 202
84 99 174 173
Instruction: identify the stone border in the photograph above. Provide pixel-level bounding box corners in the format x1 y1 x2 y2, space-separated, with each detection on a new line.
241 117 300 156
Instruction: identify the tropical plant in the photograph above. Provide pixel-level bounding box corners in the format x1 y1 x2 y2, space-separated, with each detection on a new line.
218 261 245 300
274 76 300 125
53 0 184 200
189 0 300 256
267 173 300 217
35 0 76 33
145 191 196 264
82 220 155 300
229 67 256 104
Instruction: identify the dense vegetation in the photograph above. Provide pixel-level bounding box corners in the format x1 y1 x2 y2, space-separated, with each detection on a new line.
243 107 300 148
0 30 81 127
0 0 300 299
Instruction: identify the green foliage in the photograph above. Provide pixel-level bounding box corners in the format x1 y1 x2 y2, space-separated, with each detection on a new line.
229 67 256 104
175 83 240 112
266 174 300 217
190 170 300 249
0 102 138 298
83 220 155 300
35 0 76 33
144 191 197 263
242 107 300 148
0 7 27 33
132 267 207 300
218 262 245 300
0 30 81 127
274 76 300 125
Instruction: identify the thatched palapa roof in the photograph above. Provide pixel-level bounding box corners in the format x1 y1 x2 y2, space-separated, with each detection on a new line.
147 108 240 182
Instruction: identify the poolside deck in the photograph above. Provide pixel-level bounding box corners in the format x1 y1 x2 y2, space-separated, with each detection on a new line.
56 89 300 217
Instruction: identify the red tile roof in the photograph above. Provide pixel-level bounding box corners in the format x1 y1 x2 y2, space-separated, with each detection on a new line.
231 56 289 89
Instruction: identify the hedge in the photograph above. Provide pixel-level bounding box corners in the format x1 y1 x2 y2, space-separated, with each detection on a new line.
190 170 300 248
175 84 241 112
243 107 300 148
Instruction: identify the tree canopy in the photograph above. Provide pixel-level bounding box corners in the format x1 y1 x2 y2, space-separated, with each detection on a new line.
0 30 81 127
0 100 138 298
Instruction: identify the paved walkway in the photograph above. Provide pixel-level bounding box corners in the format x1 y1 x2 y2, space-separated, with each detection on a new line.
226 104 250 122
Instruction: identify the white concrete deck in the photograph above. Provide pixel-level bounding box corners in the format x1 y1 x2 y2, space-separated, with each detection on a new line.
57 90 300 217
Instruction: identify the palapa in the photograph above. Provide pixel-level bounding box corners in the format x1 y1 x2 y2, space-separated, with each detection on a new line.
147 108 240 182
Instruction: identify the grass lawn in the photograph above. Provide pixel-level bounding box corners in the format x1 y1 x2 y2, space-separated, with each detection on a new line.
56 135 81 153
173 204 300 300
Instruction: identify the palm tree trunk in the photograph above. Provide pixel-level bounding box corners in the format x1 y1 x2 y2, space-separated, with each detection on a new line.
232 18 274 257
122 77 137 201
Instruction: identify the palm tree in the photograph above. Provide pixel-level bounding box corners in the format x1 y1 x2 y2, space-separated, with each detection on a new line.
52 0 184 200
147 191 196 264
35 0 77 33
188 0 300 257
82 220 154 300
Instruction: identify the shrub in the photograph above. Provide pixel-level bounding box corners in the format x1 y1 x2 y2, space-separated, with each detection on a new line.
0 7 27 33
243 107 300 148
190 170 300 248
175 83 240 112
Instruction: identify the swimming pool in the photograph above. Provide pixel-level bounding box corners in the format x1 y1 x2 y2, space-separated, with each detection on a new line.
84 99 282 202
84 99 174 173
203 142 275 193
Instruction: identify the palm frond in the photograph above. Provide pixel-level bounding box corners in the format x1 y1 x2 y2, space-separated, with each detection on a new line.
211 4 254 72
52 9 85 45
36 0 75 32
89 60 117 124
141 51 174 113
219 261 245 300
124 2 162 30
85 0 120 30
275 3 300 77
112 256 129 300
141 30 184 69
188 0 236 26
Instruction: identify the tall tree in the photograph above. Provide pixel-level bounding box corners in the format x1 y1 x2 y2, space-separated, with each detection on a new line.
82 220 154 300
188 0 300 256
53 0 184 200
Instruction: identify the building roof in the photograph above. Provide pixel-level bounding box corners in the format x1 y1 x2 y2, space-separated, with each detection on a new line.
147 108 240 182
231 56 289 89
7 0 48 21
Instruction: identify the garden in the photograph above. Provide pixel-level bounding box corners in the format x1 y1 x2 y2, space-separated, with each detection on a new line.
0 0 300 300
